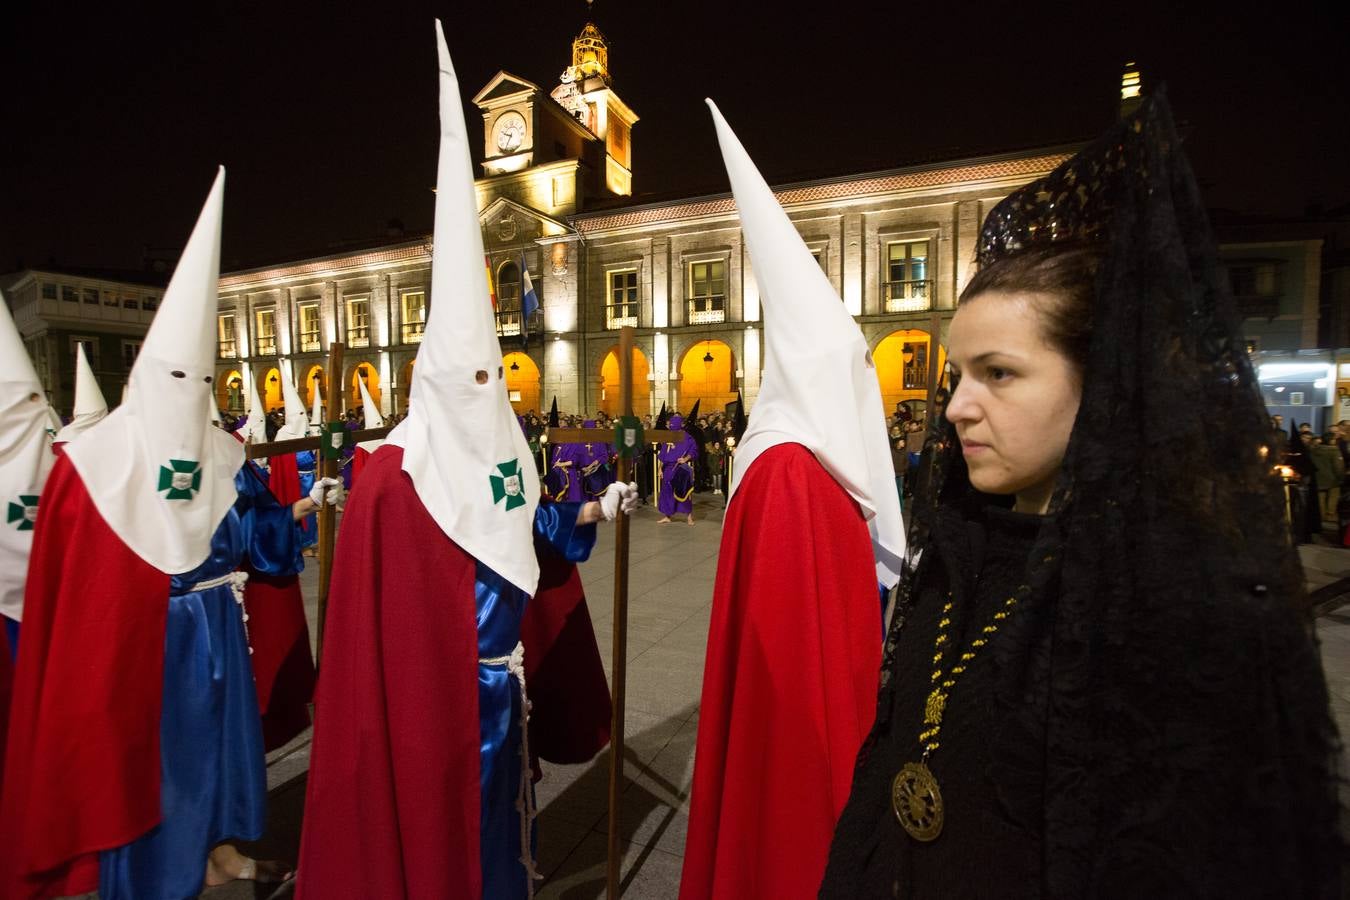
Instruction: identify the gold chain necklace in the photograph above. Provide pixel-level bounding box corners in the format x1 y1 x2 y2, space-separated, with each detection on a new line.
891 586 1026 842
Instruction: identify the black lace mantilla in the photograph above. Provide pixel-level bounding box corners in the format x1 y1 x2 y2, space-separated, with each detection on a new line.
823 91 1343 899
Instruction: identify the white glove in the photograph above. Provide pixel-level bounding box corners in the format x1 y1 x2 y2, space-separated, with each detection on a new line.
309 476 344 507
599 481 641 521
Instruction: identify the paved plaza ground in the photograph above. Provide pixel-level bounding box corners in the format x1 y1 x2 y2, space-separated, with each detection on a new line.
187 494 1350 898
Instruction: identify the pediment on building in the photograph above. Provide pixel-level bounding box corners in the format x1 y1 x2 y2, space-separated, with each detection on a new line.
473 71 542 106
479 196 573 245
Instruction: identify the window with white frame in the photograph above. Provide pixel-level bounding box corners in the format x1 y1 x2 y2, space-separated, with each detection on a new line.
346 296 370 348
606 269 638 329
884 240 932 312
121 340 142 370
495 262 521 337
218 314 237 357
255 308 277 355
401 291 427 343
298 302 321 352
687 260 726 324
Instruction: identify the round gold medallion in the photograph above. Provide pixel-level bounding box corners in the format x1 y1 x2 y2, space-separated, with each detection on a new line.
891 761 944 842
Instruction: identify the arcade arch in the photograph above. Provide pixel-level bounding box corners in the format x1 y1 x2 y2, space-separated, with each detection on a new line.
598 346 649 416
677 340 735 415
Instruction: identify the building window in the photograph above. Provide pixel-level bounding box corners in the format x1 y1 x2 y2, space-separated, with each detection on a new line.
43 283 59 301
298 302 321 352
70 336 100 369
884 240 932 312
123 296 139 310
687 260 726 325
346 296 370 348
121 340 142 370
1227 261 1284 318
218 314 238 357
102 289 118 307
64 286 82 304
143 296 158 311
606 270 639 329
255 308 277 355
401 290 427 343
495 263 521 337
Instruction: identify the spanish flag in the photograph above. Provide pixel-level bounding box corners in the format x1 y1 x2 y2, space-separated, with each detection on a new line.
485 255 497 309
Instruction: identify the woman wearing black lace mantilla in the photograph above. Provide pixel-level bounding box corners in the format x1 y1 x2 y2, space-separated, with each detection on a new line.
819 91 1343 899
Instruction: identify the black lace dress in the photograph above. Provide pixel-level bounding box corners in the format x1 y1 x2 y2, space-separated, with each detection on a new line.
821 503 1048 899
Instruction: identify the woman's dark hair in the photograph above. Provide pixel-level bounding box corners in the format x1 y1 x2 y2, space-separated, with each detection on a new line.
958 243 1100 373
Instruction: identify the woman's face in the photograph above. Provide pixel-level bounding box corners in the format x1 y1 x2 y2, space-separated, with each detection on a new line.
946 290 1082 514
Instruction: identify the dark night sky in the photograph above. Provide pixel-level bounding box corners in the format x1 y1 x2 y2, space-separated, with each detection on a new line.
2 1 1345 275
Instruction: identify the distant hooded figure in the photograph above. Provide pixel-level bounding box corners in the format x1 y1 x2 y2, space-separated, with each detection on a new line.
52 342 107 452
656 413 699 523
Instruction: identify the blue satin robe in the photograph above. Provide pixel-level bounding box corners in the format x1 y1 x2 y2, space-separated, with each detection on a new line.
99 463 304 900
296 449 318 550
478 502 596 900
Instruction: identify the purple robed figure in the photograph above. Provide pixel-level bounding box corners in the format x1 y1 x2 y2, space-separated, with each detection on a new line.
579 420 616 499
546 442 585 502
657 414 699 517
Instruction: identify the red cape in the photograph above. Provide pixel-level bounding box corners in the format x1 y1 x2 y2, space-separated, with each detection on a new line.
679 443 882 900
349 445 371 490
0 456 169 899
522 541 611 765
269 452 312 539
297 445 483 899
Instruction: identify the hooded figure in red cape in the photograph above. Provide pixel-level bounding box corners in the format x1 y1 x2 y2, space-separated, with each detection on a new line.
347 371 384 490
0 170 341 899
678 102 907 900
296 24 637 900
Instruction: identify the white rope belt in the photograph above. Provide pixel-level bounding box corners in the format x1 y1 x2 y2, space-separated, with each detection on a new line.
188 570 253 656
478 640 540 895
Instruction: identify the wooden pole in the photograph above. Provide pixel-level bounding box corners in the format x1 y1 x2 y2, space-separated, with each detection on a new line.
606 327 636 898
315 341 345 666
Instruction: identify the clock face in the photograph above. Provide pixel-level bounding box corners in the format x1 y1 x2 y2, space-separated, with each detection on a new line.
493 111 526 154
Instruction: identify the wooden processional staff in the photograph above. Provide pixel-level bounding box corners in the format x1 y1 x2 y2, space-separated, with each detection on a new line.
544 326 684 898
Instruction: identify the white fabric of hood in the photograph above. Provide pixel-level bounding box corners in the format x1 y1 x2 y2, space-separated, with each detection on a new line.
276 360 310 441
308 381 324 435
386 21 540 595
0 292 57 620
241 375 269 447
65 168 243 575
54 342 108 445
708 100 905 588
356 376 385 454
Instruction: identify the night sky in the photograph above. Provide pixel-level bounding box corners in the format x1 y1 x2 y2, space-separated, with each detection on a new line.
3 0 1345 275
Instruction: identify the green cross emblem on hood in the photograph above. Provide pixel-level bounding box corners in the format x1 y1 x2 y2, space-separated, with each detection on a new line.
490 459 527 511
157 459 203 501
6 495 38 531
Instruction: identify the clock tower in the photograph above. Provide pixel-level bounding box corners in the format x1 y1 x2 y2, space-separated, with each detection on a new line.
550 21 639 197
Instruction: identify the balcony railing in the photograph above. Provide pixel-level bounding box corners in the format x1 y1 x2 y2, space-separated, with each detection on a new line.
402 321 425 343
347 328 370 349
256 336 277 355
606 305 637 330
496 312 521 337
687 297 726 325
883 279 933 313
218 339 237 358
299 332 322 353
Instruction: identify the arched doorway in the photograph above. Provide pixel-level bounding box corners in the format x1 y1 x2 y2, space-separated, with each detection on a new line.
599 346 650 416
503 352 541 414
350 362 381 414
262 366 283 413
218 369 243 411
678 340 734 416
398 359 416 414
304 364 325 410
873 329 945 418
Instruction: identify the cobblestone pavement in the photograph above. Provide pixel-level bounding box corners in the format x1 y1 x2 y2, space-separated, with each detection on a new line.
176 498 1350 898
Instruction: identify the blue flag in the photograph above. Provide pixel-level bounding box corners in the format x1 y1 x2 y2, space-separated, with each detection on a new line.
520 253 539 345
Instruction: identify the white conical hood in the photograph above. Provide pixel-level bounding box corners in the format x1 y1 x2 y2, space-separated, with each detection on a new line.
309 380 324 433
0 291 57 620
65 168 243 574
708 101 904 587
53 342 108 444
356 375 385 454
240 373 269 448
386 21 540 594
276 360 309 440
